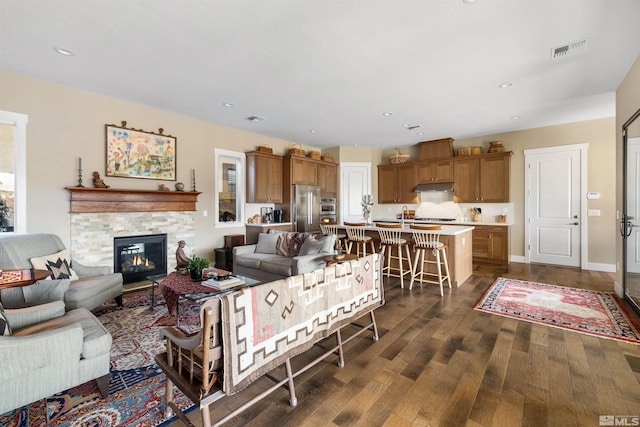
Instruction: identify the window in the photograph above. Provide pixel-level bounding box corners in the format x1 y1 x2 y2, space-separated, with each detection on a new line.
214 148 245 227
0 110 27 234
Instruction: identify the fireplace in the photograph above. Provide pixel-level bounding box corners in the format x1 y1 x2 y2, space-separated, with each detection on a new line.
114 234 167 284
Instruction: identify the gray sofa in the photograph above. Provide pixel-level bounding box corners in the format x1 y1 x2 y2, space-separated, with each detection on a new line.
0 233 123 311
0 299 112 414
233 230 335 282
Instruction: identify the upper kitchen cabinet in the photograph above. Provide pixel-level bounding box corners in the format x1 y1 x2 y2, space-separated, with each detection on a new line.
282 155 338 196
317 162 337 196
417 159 454 183
378 163 418 204
246 151 283 203
453 152 512 203
287 155 318 186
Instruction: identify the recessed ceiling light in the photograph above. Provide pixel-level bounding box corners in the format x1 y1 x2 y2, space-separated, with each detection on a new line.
53 46 75 56
222 102 234 107
417 132 424 136
498 82 512 88
511 115 521 120
246 115 265 122
463 0 476 4
382 112 393 116
310 130 318 133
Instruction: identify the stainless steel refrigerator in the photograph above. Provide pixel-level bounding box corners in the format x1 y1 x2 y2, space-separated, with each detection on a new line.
292 184 321 232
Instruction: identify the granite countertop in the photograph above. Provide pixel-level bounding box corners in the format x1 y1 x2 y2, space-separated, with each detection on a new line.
373 217 514 227
341 222 475 236
245 222 293 227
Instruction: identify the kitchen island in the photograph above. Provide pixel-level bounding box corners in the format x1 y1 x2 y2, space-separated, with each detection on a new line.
336 223 474 287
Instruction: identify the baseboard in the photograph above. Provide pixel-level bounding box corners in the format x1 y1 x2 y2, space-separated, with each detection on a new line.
510 255 526 263
614 280 624 297
508 256 616 273
586 262 616 273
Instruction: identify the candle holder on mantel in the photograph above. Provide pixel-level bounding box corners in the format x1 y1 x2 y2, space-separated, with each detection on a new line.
76 157 85 187
77 167 85 188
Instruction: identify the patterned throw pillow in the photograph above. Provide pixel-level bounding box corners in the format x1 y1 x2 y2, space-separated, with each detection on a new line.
0 302 12 336
30 249 79 280
270 230 291 257
289 233 307 257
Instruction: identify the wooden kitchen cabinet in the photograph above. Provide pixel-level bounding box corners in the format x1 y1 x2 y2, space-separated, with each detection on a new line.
282 155 337 196
378 163 418 204
417 159 454 183
289 156 318 185
472 225 510 264
246 151 283 203
454 152 511 203
317 162 337 196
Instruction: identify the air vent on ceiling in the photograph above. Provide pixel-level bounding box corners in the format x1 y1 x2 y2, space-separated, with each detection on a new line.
405 124 423 131
246 115 265 122
551 38 589 59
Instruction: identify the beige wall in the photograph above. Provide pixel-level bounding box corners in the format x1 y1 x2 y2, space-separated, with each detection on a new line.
0 66 624 270
379 118 616 267
0 70 312 258
616 55 640 292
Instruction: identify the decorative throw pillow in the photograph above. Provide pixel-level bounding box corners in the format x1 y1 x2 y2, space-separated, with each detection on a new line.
316 234 336 253
256 233 280 255
271 230 291 257
30 249 79 281
298 236 323 256
289 233 307 257
0 302 12 336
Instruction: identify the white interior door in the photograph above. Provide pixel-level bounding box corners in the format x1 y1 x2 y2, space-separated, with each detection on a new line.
340 163 371 223
526 147 582 267
626 138 640 273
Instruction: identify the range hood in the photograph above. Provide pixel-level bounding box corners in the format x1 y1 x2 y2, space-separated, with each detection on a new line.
414 182 454 192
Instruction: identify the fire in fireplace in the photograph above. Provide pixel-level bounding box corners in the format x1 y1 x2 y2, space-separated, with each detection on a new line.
114 234 167 284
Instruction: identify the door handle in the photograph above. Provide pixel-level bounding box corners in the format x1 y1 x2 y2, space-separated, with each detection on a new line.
620 219 633 237
567 222 579 225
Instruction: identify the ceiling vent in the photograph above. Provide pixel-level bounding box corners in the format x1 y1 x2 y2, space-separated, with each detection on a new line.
405 124 423 131
551 38 589 59
246 115 265 122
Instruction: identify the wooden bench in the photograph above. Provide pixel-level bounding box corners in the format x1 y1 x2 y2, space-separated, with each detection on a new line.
155 253 383 427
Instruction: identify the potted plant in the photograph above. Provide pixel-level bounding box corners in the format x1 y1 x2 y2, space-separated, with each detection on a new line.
187 256 210 281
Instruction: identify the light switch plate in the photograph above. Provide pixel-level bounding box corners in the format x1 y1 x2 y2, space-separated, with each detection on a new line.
588 209 600 216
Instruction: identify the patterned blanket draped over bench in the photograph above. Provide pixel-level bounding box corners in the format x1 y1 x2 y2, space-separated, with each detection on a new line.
220 253 382 395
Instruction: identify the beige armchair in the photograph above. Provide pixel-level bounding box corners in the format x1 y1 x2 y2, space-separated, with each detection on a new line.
0 299 112 415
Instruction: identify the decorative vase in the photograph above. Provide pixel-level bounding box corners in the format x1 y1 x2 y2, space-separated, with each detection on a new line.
190 269 203 281
175 182 185 191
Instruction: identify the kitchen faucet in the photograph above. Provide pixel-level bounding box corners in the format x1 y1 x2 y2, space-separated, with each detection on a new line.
401 205 409 228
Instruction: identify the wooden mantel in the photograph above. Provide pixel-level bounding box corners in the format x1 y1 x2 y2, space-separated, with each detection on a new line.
65 187 201 213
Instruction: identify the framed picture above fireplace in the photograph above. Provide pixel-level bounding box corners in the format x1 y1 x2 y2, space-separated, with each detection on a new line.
105 121 176 181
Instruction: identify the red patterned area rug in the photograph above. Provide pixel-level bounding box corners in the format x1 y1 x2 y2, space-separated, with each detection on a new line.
475 277 640 344
0 289 201 426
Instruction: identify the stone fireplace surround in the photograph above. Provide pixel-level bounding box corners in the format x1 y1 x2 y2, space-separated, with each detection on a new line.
66 188 200 273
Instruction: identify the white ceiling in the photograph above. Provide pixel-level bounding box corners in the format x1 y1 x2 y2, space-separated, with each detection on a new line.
1 0 639 149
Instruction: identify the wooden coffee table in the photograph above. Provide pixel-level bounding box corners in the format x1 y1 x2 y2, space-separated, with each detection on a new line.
0 268 50 289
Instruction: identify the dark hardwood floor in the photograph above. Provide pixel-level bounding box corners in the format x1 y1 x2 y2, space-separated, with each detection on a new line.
167 262 640 427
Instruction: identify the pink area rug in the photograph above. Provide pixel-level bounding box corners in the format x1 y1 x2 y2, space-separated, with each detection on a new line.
0 289 201 426
475 277 640 344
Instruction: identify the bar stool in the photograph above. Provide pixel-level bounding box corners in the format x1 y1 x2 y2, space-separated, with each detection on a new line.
409 224 451 295
320 221 346 252
344 222 376 257
375 223 412 288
